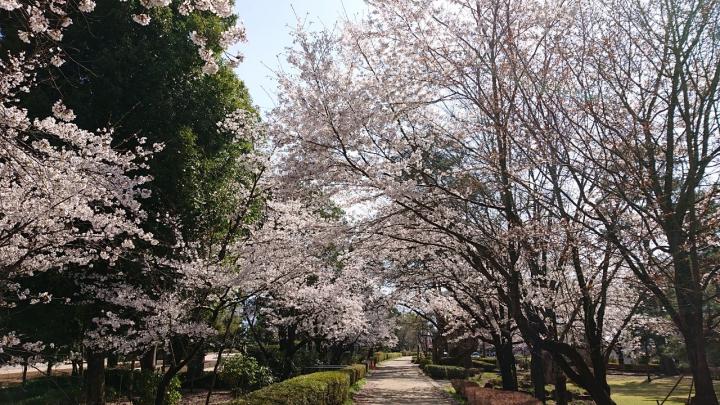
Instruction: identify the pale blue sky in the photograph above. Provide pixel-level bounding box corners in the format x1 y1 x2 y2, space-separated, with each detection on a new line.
232 0 368 114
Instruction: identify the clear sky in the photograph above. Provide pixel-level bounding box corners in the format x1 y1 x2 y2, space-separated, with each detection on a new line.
232 0 368 114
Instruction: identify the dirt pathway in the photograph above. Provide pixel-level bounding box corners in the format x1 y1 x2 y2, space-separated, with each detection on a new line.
354 356 456 404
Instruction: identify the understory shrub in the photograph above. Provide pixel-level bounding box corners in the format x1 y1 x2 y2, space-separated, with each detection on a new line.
424 365 472 380
341 364 367 385
234 370 351 405
472 359 498 371
373 351 402 363
416 353 432 369
136 372 181 405
220 353 274 394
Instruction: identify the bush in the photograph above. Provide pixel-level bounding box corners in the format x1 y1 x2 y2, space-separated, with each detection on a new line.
416 353 432 369
341 364 367 385
372 351 402 363
220 353 274 394
136 372 181 405
235 370 351 405
472 359 498 371
424 365 469 380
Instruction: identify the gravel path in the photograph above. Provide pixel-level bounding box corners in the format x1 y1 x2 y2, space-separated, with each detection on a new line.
354 356 456 404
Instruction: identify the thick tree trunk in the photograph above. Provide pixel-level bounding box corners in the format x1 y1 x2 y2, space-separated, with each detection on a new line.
684 326 717 405
554 373 568 405
673 246 719 405
530 348 546 402
106 353 118 368
140 346 157 372
495 341 517 391
187 349 205 392
85 352 106 405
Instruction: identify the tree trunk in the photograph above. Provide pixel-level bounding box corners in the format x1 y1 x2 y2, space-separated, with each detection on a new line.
684 326 717 405
673 246 719 405
85 352 106 405
187 349 205 392
140 346 157 372
495 341 517 391
106 353 118 368
530 348 546 402
554 373 568 405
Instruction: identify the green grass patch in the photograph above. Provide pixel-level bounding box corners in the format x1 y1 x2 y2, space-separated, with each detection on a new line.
606 375 720 405
344 378 367 405
0 376 83 405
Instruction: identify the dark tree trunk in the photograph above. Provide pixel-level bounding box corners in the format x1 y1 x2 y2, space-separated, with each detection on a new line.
554 373 568 405
530 348 546 402
187 349 205 392
106 353 118 368
683 325 717 405
140 347 157 372
85 352 106 405
495 340 517 391
669 231 718 404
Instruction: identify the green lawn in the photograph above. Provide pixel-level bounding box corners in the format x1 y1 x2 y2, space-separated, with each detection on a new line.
606 374 720 405
471 372 720 404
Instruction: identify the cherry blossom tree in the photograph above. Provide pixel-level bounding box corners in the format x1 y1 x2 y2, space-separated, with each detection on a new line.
270 1 683 403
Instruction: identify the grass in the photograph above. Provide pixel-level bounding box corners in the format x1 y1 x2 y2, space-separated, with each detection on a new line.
443 386 468 404
344 377 367 405
604 374 720 404
466 372 720 404
0 375 83 405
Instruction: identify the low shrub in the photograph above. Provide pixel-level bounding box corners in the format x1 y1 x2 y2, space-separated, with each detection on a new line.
438 356 459 366
135 372 182 405
424 365 469 380
472 359 498 371
417 354 433 369
220 353 274 394
341 364 367 385
373 351 403 363
235 370 351 405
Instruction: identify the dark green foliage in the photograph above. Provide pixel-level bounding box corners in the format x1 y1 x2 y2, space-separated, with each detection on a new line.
135 372 182 405
220 354 274 394
423 365 472 380
415 353 433 369
472 359 498 371
234 371 351 405
0 376 83 405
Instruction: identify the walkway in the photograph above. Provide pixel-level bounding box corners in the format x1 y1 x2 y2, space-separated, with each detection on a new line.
354 356 456 404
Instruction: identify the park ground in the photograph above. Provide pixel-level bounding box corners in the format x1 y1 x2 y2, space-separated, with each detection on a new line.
3 356 720 404
468 371 720 404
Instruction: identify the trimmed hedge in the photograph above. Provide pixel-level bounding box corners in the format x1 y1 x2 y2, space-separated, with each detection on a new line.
424 365 472 380
233 364 368 405
373 351 403 363
472 359 498 371
341 364 368 385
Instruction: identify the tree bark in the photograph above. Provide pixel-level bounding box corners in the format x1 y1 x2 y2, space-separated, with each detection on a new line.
530 348 546 402
85 352 106 405
495 340 517 391
140 346 157 372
